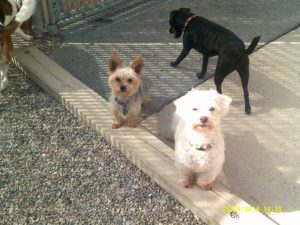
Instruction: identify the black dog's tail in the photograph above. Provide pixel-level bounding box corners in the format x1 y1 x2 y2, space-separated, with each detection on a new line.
245 35 261 55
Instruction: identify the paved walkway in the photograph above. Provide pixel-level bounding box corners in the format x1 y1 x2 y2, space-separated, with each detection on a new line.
50 0 300 114
142 28 300 225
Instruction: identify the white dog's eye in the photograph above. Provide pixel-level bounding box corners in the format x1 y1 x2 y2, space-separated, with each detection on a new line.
209 107 215 111
192 108 198 111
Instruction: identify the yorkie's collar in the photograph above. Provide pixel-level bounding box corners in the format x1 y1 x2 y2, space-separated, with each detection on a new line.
113 86 143 116
183 15 197 31
114 96 129 116
189 142 213 152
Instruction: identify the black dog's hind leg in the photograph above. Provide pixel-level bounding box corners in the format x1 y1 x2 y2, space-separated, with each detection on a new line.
171 47 191 67
215 54 252 115
197 55 209 79
237 57 251 114
213 55 236 94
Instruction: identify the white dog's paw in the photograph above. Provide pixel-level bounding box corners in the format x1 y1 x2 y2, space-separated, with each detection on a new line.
181 178 194 188
180 173 195 188
196 179 213 190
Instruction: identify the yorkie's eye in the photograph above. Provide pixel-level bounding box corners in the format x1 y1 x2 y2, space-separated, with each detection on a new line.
115 77 121 82
192 108 198 111
209 107 215 111
127 78 132 83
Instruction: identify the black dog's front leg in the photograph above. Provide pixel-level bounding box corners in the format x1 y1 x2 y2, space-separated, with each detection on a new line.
170 48 190 67
197 55 209 79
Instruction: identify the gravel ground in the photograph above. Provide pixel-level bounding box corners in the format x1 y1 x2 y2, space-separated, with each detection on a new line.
0 63 206 223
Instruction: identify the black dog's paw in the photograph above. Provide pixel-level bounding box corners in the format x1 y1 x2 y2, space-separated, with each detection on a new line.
170 61 178 67
196 72 206 79
245 107 251 115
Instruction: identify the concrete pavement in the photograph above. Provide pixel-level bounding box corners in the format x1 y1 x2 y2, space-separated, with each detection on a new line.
141 28 300 224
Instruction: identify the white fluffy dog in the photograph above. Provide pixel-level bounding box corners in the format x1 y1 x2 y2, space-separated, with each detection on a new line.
174 89 231 190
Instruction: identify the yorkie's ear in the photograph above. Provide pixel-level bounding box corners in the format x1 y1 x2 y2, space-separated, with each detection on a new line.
130 55 144 76
109 51 123 73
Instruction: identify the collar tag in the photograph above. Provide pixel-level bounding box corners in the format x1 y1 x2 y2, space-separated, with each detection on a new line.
123 108 129 116
114 97 129 116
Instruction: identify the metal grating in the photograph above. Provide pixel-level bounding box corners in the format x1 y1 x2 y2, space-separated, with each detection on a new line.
60 0 98 12
32 0 134 34
54 0 134 27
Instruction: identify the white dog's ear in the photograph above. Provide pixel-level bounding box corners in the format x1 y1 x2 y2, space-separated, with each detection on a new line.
174 91 193 119
174 99 187 119
215 93 232 116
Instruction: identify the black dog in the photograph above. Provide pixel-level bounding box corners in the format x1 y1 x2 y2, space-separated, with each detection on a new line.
169 8 260 114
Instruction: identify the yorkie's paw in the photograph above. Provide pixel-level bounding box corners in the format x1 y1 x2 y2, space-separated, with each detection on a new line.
128 116 137 128
112 120 122 129
170 61 178 67
128 120 137 128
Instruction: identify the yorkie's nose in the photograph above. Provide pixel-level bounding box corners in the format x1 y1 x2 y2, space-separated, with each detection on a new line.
200 116 208 123
120 85 126 92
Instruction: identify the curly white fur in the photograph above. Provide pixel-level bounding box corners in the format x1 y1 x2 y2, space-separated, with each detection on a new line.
174 89 231 190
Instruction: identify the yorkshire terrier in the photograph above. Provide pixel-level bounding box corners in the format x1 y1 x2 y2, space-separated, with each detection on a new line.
108 52 149 129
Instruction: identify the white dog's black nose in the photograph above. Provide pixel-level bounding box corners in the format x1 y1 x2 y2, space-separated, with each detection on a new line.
200 116 208 123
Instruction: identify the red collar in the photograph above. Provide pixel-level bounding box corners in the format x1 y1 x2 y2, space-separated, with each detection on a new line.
183 15 197 30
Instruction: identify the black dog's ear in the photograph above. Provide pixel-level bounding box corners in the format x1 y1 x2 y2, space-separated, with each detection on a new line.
170 10 176 18
169 10 177 22
179 8 191 12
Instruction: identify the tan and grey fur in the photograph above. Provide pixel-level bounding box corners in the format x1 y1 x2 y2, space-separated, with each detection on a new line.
108 52 149 128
